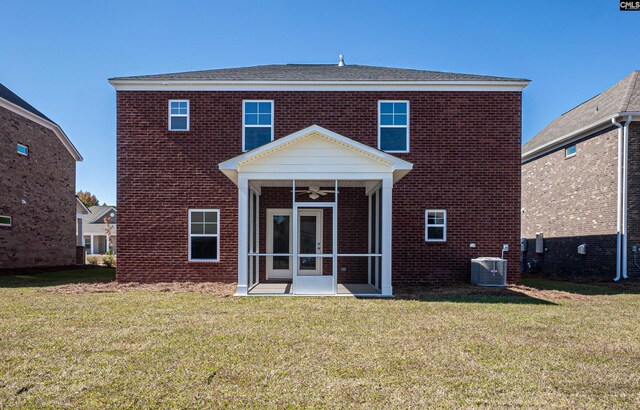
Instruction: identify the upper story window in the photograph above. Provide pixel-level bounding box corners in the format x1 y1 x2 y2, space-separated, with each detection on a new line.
169 100 189 131
243 100 273 151
425 210 446 242
565 144 576 158
17 143 28 156
379 101 409 152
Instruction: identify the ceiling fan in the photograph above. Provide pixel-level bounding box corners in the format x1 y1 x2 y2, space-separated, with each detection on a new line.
295 186 335 200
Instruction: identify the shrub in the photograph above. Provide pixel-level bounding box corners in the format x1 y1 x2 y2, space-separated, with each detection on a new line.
102 255 115 268
87 256 98 266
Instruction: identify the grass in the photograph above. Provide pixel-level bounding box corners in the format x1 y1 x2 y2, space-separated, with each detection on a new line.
0 269 639 408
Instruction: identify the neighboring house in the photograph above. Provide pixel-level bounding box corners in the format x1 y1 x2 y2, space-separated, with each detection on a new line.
78 205 117 255
109 59 529 295
522 70 640 280
0 82 82 269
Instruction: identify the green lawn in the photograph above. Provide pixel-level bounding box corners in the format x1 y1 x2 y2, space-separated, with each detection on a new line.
1 269 639 408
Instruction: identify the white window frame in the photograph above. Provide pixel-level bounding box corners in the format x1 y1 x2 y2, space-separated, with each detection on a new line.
242 100 274 152
17 143 28 156
168 100 190 131
565 144 577 158
425 210 446 242
188 209 220 262
378 100 409 153
0 215 12 227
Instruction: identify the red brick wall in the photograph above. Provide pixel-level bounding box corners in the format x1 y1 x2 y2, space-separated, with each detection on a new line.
116 91 522 284
0 106 76 269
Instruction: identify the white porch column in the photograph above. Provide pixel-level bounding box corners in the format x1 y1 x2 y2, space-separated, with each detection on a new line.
237 177 250 295
77 217 83 246
90 235 94 255
381 176 393 296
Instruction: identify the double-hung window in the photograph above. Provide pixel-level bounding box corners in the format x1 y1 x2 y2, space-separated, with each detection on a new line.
425 210 446 242
169 100 189 131
243 100 273 151
379 101 409 152
189 209 220 261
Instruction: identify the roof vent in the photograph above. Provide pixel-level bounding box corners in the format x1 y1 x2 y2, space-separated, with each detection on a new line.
338 55 345 67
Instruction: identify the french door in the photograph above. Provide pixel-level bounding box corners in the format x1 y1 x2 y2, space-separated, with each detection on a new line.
266 209 323 279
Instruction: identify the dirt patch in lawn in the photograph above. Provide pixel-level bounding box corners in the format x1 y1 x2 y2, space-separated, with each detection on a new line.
394 284 593 301
40 281 237 297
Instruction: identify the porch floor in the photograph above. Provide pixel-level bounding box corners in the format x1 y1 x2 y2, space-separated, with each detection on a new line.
247 283 381 296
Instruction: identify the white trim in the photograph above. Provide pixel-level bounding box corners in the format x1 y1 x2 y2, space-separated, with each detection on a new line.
378 100 409 153
110 79 530 92
168 99 190 131
380 178 393 296
425 209 447 242
76 197 90 214
219 125 413 185
188 209 220 262
0 215 12 227
0 96 82 161
16 143 29 156
242 100 274 152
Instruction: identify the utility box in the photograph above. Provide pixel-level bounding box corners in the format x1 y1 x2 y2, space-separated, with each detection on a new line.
520 238 528 252
471 257 507 286
535 232 544 254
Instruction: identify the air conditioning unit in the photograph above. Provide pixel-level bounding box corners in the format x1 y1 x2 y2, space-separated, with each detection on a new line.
471 257 507 286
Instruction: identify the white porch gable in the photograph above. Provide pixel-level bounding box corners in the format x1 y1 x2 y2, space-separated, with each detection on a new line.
218 125 413 297
219 125 412 185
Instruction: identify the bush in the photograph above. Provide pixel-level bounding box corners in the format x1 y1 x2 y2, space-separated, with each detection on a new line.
103 255 115 268
87 256 98 266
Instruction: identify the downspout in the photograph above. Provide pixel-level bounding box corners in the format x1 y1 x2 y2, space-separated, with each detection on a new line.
612 117 623 281
622 115 633 279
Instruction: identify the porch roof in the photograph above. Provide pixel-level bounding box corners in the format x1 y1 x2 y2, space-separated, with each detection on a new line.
218 125 413 185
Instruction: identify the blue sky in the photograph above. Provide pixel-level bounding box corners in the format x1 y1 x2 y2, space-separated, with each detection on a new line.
1 1 639 205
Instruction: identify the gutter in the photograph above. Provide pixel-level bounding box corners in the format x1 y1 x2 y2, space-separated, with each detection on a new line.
612 115 634 281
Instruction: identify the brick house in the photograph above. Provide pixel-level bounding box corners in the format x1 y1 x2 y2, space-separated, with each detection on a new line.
0 83 82 269
109 60 529 295
522 70 640 280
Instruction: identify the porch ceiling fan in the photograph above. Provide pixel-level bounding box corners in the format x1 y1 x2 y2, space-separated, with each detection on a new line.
295 186 335 200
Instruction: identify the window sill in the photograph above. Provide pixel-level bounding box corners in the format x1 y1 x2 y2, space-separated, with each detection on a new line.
564 154 576 159
188 260 220 264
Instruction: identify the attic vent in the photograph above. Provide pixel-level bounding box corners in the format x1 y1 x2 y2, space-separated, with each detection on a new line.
338 55 345 67
595 105 599 112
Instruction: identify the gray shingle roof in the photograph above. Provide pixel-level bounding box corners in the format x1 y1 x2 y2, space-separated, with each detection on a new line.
110 64 529 82
524 70 640 155
83 206 117 224
0 82 53 122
